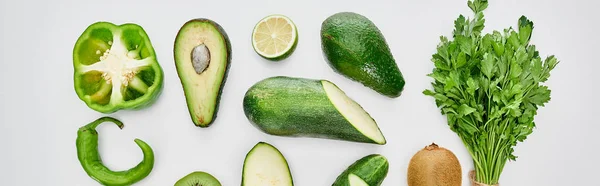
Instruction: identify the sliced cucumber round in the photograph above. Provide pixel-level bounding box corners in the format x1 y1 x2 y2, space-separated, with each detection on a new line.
242 142 293 186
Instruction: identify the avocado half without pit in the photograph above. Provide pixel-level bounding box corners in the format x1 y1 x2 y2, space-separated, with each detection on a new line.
174 19 232 127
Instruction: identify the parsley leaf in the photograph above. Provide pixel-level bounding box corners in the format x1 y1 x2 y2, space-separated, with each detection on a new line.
423 0 558 184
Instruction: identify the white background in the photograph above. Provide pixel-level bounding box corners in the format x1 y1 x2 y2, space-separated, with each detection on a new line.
1 0 599 185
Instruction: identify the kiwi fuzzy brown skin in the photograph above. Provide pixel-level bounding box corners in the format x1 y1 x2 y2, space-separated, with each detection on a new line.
174 171 222 186
407 143 462 186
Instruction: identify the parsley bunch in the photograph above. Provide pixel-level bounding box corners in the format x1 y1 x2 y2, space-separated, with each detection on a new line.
423 0 558 184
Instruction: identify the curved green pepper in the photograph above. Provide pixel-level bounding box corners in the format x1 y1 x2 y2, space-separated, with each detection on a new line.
73 22 164 113
76 117 154 186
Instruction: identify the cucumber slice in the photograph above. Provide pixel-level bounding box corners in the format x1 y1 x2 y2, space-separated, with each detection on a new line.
332 154 389 186
322 80 385 144
348 174 369 186
242 142 293 186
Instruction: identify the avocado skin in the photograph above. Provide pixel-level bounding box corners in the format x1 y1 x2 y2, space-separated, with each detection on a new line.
321 12 405 98
242 76 384 144
174 18 231 127
332 154 389 186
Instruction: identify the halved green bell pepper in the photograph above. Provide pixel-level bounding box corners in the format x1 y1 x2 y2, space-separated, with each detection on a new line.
73 22 164 113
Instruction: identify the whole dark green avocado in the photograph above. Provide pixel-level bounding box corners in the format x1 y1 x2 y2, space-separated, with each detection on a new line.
321 12 405 98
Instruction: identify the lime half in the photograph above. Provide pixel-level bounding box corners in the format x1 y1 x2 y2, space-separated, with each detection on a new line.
252 15 298 61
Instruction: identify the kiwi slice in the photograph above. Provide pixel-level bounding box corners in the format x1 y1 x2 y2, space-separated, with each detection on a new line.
174 171 222 186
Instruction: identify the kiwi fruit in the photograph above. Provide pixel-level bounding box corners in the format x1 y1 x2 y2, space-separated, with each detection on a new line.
407 143 462 186
174 171 222 186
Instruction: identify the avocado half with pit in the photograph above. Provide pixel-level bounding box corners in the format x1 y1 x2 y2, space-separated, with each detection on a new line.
174 19 231 127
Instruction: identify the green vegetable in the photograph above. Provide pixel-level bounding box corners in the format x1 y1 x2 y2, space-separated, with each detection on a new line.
242 142 293 186
332 154 389 186
243 76 386 145
73 22 164 113
423 0 559 184
174 19 232 127
321 12 405 98
76 117 154 186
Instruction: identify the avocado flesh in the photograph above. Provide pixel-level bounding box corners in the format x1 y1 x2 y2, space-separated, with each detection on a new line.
174 19 231 127
321 12 405 98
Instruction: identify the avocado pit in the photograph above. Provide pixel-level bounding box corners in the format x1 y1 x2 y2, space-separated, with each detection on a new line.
191 43 210 74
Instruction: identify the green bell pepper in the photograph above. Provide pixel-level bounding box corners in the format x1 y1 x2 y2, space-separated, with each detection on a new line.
73 22 163 113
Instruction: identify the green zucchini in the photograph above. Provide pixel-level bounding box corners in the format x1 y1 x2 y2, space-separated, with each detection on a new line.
242 142 293 186
333 154 389 186
243 76 386 145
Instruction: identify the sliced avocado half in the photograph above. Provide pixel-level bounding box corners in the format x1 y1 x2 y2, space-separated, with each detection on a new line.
174 19 231 127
